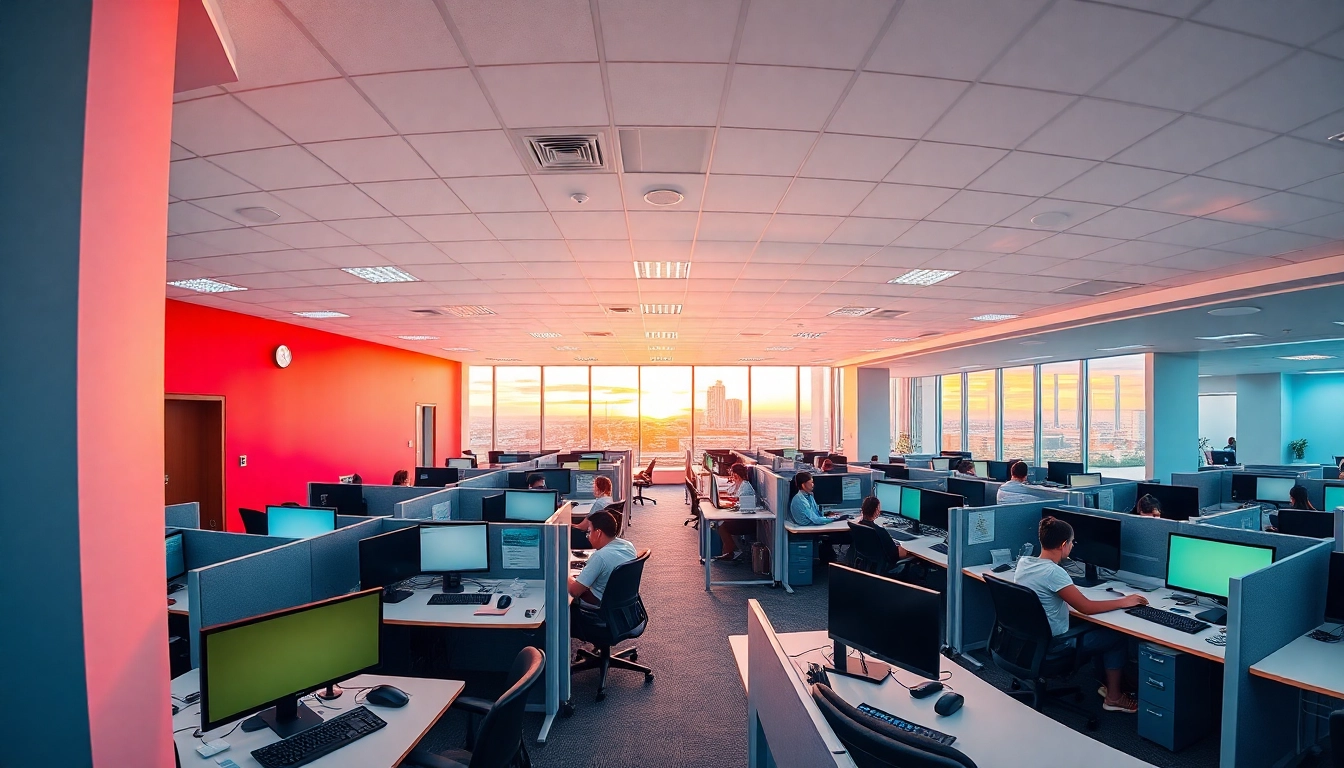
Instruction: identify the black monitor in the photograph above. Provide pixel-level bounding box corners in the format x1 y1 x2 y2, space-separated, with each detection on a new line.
945 477 985 508
828 454 849 464
1043 507 1122 588
166 531 185 583
1135 482 1200 521
882 465 910 480
984 460 1012 482
507 471 529 489
1209 450 1236 465
200 589 382 738
447 456 476 469
1047 461 1085 485
414 467 459 487
420 522 490 593
1229 473 1257 502
309 482 366 516
810 474 845 507
497 454 520 464
1277 509 1335 538
482 493 505 522
918 489 960 532
358 526 420 600
1165 533 1275 624
504 489 559 522
827 564 942 682
929 457 951 471
1326 551 1344 625
940 451 971 459
265 505 337 539
530 468 573 495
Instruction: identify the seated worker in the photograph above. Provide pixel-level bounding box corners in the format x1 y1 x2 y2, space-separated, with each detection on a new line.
714 465 760 562
870 455 880 463
568 510 636 609
1016 516 1149 714
996 461 1048 504
392 469 409 486
790 471 847 563
572 476 616 544
953 459 978 478
1224 437 1236 453
853 495 908 571
820 458 835 472
527 473 546 490
1135 494 1162 518
1268 484 1315 531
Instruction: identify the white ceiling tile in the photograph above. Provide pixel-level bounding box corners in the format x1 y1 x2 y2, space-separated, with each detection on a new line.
406 131 526 177
1051 163 1184 205
607 63 727 126
188 228 292 255
697 213 773 241
801 134 913 182
808 244 880 265
530 174 624 211
1069 207 1190 238
1018 233 1123 257
169 143 194 160
404 214 495 241
1082 240 1189 264
177 253 266 276
437 240 515 262
281 0 465 73
710 128 816 175
599 0 741 62
236 80 394 144
1201 136 1344 191
737 0 896 68
1289 108 1344 144
1148 248 1272 272
253 222 356 249
355 180 467 216
354 69 498 134
213 0 339 90
631 240 695 261
884 142 1007 188
326 217 425 245
551 211 629 239
167 234 228 261
924 85 1074 149
477 64 609 128
985 0 1173 93
626 211 699 240
826 217 916 246
997 199 1112 231
405 263 475 282
1207 192 1343 228
566 240 632 260
1287 212 1344 239
207 146 346 191
165 260 213 281
1292 174 1344 205
446 0 597 64
927 190 1035 225
957 226 1053 253
1096 264 1191 283
306 136 437 183
1141 217 1265 247
446 176 546 213
477 212 563 240
167 202 242 235
852 183 957 219
169 159 258 199
778 179 877 216
975 254 1068 274
702 175 792 213
192 191 313 225
967 152 1096 197
1019 100 1178 162
867 0 1049 80
762 215 844 243
171 96 292 156
890 221 984 248
502 241 575 261
622 174 706 210
1199 52 1344 133
828 73 969 139
1128 176 1270 216
1035 259 1125 280
722 65 851 131
370 242 454 265
1193 0 1344 46
1111 116 1274 174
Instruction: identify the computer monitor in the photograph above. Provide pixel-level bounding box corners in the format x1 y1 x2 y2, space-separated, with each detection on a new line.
1043 508 1122 588
530 468 573 495
1068 473 1102 488
898 485 923 533
985 460 1012 482
1326 551 1344 625
1325 483 1344 511
1256 476 1296 504
578 458 600 471
945 477 985 508
973 460 989 477
414 467 459 487
265 505 337 539
199 589 382 738
166 532 185 582
309 482 366 516
1135 482 1200 521
783 448 799 459
447 457 475 470
504 489 559 522
1047 461 1085 485
1165 533 1275 624
1209 450 1236 466
828 564 942 681
918 489 959 532
507 471 529 489
929 457 951 471
481 493 505 522
358 526 420 600
872 480 903 518
497 454 519 464
881 465 910 480
420 522 490 593
1277 509 1334 538
810 474 845 507
1229 474 1257 502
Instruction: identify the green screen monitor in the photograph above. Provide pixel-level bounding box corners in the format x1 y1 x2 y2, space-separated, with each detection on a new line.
200 589 382 737
972 460 989 477
899 485 923 533
1165 533 1275 625
873 480 903 518
1324 484 1344 511
578 458 600 471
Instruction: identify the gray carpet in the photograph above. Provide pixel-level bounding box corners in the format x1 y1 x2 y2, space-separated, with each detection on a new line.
413 485 1266 767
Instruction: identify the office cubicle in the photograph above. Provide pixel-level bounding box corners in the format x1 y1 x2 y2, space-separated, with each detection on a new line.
166 502 199 529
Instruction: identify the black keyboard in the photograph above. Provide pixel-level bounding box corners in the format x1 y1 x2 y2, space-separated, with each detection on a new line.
1125 605 1211 634
888 529 917 542
929 542 949 555
428 592 492 606
251 706 386 768
856 703 955 746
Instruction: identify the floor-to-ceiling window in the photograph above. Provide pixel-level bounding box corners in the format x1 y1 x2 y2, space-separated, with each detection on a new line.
1087 354 1147 479
891 377 910 455
542 366 589 450
941 374 962 452
694 367 749 460
913 376 937 453
591 366 639 454
494 367 541 452
1001 366 1036 463
799 366 831 450
1040 361 1082 463
751 367 798 449
639 366 692 466
468 366 494 455
966 370 997 459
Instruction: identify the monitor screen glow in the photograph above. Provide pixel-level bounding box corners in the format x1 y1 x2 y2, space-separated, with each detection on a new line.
505 490 556 522
419 524 489 573
1166 533 1275 600
1256 476 1296 503
899 485 921 523
265 506 336 539
166 532 185 581
1325 484 1344 511
873 481 902 517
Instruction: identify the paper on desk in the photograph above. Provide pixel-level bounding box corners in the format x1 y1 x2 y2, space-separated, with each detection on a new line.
431 500 451 521
575 473 595 495
841 476 861 501
500 527 541 569
968 509 994 545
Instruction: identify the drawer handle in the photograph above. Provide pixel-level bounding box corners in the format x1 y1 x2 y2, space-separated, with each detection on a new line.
1145 678 1165 690
1146 709 1163 718
1145 655 1166 664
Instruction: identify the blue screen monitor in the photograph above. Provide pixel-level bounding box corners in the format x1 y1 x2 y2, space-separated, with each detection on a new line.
1325 484 1344 511
166 532 185 582
1256 476 1296 504
265 505 337 539
504 490 559 522
873 480 903 517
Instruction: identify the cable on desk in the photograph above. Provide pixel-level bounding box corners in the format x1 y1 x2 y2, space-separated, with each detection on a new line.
1307 625 1343 643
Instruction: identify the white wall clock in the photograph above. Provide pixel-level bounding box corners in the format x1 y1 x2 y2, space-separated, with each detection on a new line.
274 344 293 368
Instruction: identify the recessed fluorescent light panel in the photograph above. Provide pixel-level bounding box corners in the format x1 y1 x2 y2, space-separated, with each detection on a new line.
650 356 673 362
634 261 691 279
396 335 438 341
168 278 246 293
765 346 794 351
646 331 677 339
1005 355 1053 363
648 345 675 351
486 357 520 362
442 347 476 352
828 307 877 317
889 269 959 286
861 349 883 353
343 266 417 283
1237 337 1344 350
1328 132 1344 144
553 345 579 351
1279 355 1337 361
793 332 825 339
293 311 348 319
739 357 765 362
529 332 561 338
444 305 495 317
1096 344 1152 352
883 337 912 343
1304 369 1344 374
1195 333 1264 341
958 365 984 370
1207 306 1260 317
641 304 683 315
971 314 1018 322
574 357 597 362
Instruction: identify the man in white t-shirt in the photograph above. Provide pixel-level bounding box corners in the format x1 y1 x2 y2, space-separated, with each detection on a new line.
996 461 1051 504
1012 515 1148 714
569 510 636 606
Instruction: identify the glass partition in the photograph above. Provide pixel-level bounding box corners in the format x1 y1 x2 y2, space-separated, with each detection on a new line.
639 366 692 465
591 366 639 454
965 370 997 459
467 366 494 455
494 367 541 451
799 366 832 450
940 374 962 452
694 367 749 460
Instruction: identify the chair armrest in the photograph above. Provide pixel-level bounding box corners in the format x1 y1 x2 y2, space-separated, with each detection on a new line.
450 696 493 717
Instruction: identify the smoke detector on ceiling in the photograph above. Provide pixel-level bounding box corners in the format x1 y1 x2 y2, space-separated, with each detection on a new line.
1029 211 1070 228
237 206 280 223
643 189 684 206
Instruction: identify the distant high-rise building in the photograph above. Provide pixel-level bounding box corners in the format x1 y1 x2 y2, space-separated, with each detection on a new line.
725 398 743 427
706 380 727 428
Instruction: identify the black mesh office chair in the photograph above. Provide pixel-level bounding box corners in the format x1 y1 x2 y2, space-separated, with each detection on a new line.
810 683 977 768
1330 709 1343 767
846 521 920 581
632 459 656 505
983 575 1098 730
405 647 544 768
238 508 267 535
684 480 703 529
572 551 653 701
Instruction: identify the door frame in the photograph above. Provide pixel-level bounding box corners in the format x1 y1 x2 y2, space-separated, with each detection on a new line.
165 393 225 530
416 402 436 468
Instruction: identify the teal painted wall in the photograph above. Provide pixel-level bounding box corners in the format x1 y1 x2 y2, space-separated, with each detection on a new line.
1286 373 1344 465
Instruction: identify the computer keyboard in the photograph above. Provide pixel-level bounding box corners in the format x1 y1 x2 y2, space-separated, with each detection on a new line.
251 705 386 768
856 703 956 746
1125 605 1211 634
929 542 949 555
888 529 918 542
428 592 493 606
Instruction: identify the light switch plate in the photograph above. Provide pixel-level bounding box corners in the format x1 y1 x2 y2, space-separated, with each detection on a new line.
239 455 247 467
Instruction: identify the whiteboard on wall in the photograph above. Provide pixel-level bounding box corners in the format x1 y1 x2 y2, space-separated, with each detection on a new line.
1199 394 1236 447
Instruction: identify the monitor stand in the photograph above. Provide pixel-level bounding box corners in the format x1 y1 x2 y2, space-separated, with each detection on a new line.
825 640 890 684
1195 601 1228 625
316 683 343 701
442 572 464 593
1071 562 1105 589
256 695 324 738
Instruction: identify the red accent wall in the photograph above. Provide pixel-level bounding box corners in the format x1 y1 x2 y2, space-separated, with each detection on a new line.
165 300 462 530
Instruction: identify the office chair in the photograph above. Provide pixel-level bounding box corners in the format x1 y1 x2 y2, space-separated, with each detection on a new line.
846 521 920 581
571 550 653 702
1330 708 1343 768
983 575 1098 730
238 508 267 535
406 647 544 768
810 683 977 768
684 480 702 529
632 459 657 505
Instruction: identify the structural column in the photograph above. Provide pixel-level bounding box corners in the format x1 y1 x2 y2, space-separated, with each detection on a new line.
1145 353 1199 481
1235 374 1291 465
842 367 891 462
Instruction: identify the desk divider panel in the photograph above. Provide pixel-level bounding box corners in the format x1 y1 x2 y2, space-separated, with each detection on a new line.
949 501 1052 652
542 504 570 730
908 467 950 484
181 529 291 571
450 488 498 521
189 540 313 668
458 469 511 488
753 466 793 585
1172 471 1225 509
360 484 437 516
1222 541 1332 768
1194 506 1262 530
309 518 382 599
395 487 457 520
482 523 544 581
166 502 199 529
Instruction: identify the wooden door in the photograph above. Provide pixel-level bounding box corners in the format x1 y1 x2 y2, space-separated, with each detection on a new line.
164 396 224 530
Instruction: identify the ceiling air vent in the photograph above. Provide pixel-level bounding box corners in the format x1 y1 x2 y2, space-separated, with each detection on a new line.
872 309 908 320
584 331 615 337
604 305 637 314
1054 280 1139 297
739 332 765 337
409 308 443 316
516 130 609 173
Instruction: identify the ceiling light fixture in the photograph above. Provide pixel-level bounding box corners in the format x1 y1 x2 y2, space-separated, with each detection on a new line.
641 304 683 315
574 356 597 362
1237 336 1344 350
766 346 794 351
883 337 913 343
648 345 675 351
861 349 883 353
1304 369 1344 374
634 261 691 279
570 193 589 204
1207 306 1260 317
829 307 878 317
958 365 984 370
529 331 561 338
793 332 825 339
1005 355 1053 363
344 266 418 283
553 345 579 351
293 311 348 319
168 278 246 293
646 331 677 339
1029 211 1070 228
1020 340 1046 346
1096 344 1152 351
1195 333 1264 341
971 314 1018 322
396 335 438 341
650 356 673 362
1278 354 1337 361
889 269 959 286
443 305 495 317
486 357 521 362
643 189 684 206
739 357 765 362
1328 132 1344 144
236 206 280 223
442 347 476 352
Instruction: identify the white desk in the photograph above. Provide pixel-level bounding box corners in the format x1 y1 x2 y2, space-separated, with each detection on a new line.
1249 624 1344 698
168 589 190 617
381 580 546 629
875 519 949 567
172 670 461 768
730 629 1156 768
963 565 1225 663
701 507 775 591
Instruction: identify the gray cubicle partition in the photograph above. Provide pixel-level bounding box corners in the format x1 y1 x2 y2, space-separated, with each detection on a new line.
180 529 292 571
395 487 456 520
362 484 436 516
1194 506 1262 530
947 500 1054 653
166 502 200 529
1172 471 1225 510
457 468 510 489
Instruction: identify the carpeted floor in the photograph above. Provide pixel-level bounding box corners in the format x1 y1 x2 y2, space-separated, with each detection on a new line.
414 484 1316 768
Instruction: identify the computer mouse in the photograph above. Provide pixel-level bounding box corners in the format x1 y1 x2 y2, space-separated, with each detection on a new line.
496 594 512 610
366 685 409 708
934 692 964 716
910 681 944 699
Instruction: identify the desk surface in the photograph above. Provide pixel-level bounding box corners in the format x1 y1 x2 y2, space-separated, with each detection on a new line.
168 586 189 616
963 564 1225 663
703 508 775 522
381 579 546 629
731 629 1155 768
172 670 461 768
1249 624 1344 698
785 517 857 535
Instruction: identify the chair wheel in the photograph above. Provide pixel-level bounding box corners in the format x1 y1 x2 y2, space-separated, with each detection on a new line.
645 672 654 683
1009 680 1021 691
629 650 638 661
560 701 574 717
595 692 606 702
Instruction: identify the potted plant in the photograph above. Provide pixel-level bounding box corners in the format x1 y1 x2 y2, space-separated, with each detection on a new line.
1198 437 1210 466
1288 438 1308 462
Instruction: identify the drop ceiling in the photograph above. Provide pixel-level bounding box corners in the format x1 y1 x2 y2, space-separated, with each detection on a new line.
165 0 1344 367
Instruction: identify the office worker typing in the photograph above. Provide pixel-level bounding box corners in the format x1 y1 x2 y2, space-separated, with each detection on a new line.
527 473 546 490
789 471 843 526
1016 516 1148 714
952 459 978 478
855 495 908 568
572 475 615 539
714 464 759 562
569 510 635 608
996 461 1050 504
1267 484 1315 531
